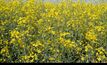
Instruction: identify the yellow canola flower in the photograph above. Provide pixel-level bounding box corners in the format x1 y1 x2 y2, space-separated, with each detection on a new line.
49 57 55 61
97 57 101 61
0 0 107 63
55 12 59 16
60 32 70 37
85 30 97 41
59 37 77 48
31 40 44 47
35 49 42 54
10 30 20 38
18 17 29 25
10 38 16 44
81 57 85 61
85 44 93 52
45 26 53 32
95 26 104 32
1 47 9 56
96 47 106 55
51 31 56 35
37 19 43 25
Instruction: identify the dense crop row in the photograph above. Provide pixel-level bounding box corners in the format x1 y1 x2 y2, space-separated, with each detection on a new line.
0 0 107 63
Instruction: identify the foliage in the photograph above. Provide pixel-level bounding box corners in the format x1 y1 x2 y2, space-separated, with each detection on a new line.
0 0 107 63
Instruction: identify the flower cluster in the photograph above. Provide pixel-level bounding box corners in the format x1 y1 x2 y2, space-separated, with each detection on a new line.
0 0 107 63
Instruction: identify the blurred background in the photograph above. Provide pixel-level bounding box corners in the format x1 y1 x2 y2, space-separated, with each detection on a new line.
42 0 107 3
15 0 107 4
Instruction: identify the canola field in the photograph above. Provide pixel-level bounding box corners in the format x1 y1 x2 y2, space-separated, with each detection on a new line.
0 0 107 63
